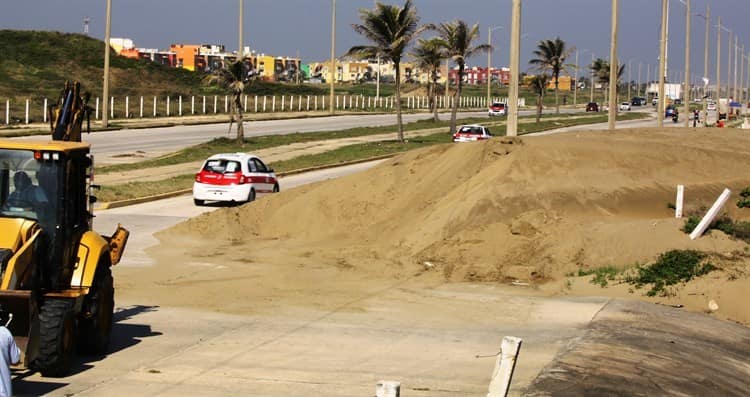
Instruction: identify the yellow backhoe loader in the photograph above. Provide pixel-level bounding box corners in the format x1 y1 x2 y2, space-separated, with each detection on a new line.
0 81 128 376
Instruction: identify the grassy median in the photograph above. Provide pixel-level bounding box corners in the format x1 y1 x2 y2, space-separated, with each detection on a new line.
96 112 647 202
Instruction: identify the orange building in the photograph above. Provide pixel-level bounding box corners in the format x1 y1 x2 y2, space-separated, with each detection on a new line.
170 44 201 71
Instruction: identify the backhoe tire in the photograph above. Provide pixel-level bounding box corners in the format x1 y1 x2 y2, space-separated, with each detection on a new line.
78 264 114 355
34 299 76 377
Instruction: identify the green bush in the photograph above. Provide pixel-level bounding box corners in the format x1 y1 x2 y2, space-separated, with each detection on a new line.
626 250 716 296
577 266 619 287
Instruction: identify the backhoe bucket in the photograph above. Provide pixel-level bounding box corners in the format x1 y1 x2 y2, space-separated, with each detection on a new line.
0 291 38 367
107 224 129 266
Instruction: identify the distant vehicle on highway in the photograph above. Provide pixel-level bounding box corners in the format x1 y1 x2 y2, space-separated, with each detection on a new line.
488 102 507 117
619 102 632 111
452 124 493 142
193 153 279 206
707 102 717 112
585 102 599 112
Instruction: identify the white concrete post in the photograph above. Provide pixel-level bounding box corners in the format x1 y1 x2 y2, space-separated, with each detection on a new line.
690 188 732 240
25 99 29 124
244 95 247 112
95 98 99 119
214 96 218 113
281 95 285 111
307 95 310 111
263 96 267 112
125 96 129 118
368 96 371 108
675 185 685 218
315 96 319 110
179 96 182 116
5 100 8 124
110 96 114 118
298 95 302 111
224 95 228 113
486 336 523 397
361 95 364 109
375 380 400 397
254 95 258 113
153 96 157 117
272 96 276 112
140 96 144 118
43 98 48 123
166 96 170 117
191 96 195 115
336 95 339 109
202 96 206 114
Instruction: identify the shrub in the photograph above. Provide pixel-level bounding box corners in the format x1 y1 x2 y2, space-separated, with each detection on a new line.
577 266 619 287
626 250 716 296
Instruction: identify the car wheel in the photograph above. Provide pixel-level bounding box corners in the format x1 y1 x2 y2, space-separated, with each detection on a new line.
194 198 205 206
247 188 256 203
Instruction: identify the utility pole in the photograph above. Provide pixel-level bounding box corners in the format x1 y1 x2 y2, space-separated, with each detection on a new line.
608 0 618 131
102 0 112 128
683 0 690 127
627 59 632 102
507 0 521 137
740 47 745 103
716 17 721 100
727 30 732 99
703 4 710 98
238 0 243 59
574 49 579 108
590 53 595 103
658 0 667 128
638 62 642 97
329 0 336 115
733 35 739 100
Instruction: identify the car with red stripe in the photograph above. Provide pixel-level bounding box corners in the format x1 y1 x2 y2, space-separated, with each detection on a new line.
452 124 494 142
193 153 279 206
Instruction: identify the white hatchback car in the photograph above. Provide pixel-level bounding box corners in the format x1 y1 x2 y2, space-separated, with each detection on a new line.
619 102 631 111
193 153 279 206
452 124 493 142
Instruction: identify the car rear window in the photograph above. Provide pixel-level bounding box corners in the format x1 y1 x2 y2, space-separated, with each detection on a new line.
492 103 505 108
203 159 241 174
459 126 482 135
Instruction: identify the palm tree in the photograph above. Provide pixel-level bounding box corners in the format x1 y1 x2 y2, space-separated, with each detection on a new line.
529 74 550 123
204 58 250 145
411 38 444 122
590 58 625 105
431 20 491 134
347 0 424 142
529 37 571 114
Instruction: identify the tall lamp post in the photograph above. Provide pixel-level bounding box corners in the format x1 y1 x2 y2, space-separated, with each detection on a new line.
607 0 619 131
487 26 503 108
658 0 668 128
507 0 521 137
102 0 112 128
329 0 336 115
678 0 691 127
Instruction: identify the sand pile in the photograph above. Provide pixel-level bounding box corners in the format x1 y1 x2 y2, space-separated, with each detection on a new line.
161 128 750 322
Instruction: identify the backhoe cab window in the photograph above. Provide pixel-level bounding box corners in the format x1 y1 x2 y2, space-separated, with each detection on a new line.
0 149 60 226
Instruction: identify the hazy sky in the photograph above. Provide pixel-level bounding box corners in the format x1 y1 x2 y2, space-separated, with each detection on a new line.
3 0 749 84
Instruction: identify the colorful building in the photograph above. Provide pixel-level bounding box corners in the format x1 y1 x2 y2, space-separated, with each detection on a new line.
448 67 511 85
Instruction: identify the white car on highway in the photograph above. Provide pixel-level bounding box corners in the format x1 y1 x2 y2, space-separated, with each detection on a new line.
619 102 631 111
452 124 493 142
193 153 279 206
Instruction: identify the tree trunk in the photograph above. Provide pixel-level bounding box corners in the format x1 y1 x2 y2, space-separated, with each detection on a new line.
433 73 439 122
395 61 404 142
234 92 244 146
450 62 464 134
554 76 560 114
536 94 542 123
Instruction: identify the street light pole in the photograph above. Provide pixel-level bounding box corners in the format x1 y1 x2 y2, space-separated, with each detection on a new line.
638 62 642 97
238 0 243 59
658 0 668 128
734 35 739 100
683 0 690 127
716 17 722 101
574 49 580 108
102 0 112 128
329 0 336 115
590 53 595 103
703 4 710 98
608 0 618 131
627 59 632 102
507 0 521 137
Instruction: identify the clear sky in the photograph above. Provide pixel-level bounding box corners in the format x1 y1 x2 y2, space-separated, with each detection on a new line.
3 0 749 85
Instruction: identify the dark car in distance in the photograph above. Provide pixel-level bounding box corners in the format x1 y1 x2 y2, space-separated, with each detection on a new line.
585 102 599 112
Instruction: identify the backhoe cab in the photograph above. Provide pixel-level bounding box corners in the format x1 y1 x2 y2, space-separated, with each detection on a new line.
0 81 128 376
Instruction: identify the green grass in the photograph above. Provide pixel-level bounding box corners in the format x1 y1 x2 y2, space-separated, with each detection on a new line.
577 266 620 287
682 214 750 242
625 250 716 297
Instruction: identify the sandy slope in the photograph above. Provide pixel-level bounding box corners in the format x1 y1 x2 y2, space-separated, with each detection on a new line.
155 127 750 326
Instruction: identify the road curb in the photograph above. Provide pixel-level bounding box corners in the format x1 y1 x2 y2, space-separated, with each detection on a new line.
96 154 396 210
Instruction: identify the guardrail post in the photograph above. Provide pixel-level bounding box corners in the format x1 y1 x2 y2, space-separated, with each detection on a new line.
5 100 8 125
95 98 99 119
125 96 129 118
153 96 157 117
213 96 217 114
298 95 302 111
281 95 285 111
202 96 206 114
263 96 267 112
25 99 29 124
307 95 310 111
254 95 258 113
224 95 228 113
166 96 170 117
272 96 276 112
43 98 48 123
191 96 195 115
179 96 182 116
243 95 247 112
315 95 319 110
110 96 114 119
140 96 144 118
336 95 339 110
